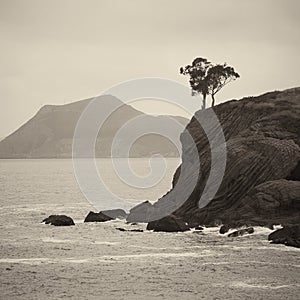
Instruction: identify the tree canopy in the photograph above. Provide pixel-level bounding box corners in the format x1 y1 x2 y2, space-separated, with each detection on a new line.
180 57 240 109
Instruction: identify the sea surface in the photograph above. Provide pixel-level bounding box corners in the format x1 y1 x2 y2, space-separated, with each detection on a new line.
0 159 299 300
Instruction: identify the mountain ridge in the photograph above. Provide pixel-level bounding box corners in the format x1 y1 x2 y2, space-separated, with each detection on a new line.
0 95 188 158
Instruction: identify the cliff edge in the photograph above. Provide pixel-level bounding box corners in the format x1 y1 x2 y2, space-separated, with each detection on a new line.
151 87 300 228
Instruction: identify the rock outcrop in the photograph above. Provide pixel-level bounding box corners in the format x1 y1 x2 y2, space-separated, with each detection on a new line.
147 215 190 232
42 215 75 226
84 211 114 222
268 225 300 248
149 87 300 228
101 209 127 219
228 227 254 237
126 201 153 223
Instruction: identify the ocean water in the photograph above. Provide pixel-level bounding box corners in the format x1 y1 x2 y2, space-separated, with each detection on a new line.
0 159 299 300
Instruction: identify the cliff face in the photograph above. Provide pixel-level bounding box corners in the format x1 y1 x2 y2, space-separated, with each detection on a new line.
153 87 300 227
0 95 188 158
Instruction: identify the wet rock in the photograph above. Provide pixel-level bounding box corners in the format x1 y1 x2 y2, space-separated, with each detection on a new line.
42 215 75 226
194 226 204 231
228 227 254 237
116 227 126 232
126 201 153 223
219 225 231 234
115 228 143 232
84 211 113 222
268 225 300 248
147 215 190 232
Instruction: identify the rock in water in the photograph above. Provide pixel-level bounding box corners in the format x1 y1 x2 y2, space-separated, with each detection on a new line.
116 227 126 232
194 226 204 231
115 228 143 232
228 227 254 237
42 215 75 226
268 225 300 248
100 209 127 219
148 88 300 228
126 201 153 223
147 215 190 232
84 211 113 222
219 225 231 234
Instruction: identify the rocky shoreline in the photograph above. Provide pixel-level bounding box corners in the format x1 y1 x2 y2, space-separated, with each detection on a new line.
43 88 300 248
41 209 300 248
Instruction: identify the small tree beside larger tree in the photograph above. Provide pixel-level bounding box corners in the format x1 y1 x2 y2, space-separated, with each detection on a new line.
180 57 240 109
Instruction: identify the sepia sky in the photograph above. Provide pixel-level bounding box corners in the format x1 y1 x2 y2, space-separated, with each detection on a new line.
0 0 299 138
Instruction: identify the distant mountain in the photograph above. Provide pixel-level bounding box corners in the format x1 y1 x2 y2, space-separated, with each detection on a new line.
0 95 188 158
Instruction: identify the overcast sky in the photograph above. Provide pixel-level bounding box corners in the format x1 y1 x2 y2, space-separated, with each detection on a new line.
1 0 299 138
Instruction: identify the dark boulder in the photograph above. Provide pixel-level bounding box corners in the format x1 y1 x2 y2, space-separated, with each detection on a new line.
84 211 113 222
194 226 204 231
228 227 254 237
219 225 231 234
100 209 127 219
147 215 190 232
268 225 300 248
126 201 153 223
42 215 75 226
116 227 126 232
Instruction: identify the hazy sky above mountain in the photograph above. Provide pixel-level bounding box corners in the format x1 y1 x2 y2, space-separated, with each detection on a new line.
0 0 299 137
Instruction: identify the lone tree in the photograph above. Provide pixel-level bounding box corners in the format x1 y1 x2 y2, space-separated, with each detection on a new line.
180 57 240 109
180 57 211 109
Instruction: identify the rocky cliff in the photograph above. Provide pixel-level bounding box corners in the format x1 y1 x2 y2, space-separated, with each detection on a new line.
151 87 300 227
0 95 188 158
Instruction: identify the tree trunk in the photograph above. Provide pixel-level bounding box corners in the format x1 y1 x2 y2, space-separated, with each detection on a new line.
202 94 206 110
211 94 215 107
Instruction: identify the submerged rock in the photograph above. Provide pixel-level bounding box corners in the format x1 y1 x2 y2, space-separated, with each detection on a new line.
126 201 153 223
147 215 190 232
228 227 254 237
116 227 126 232
42 215 75 226
268 225 300 248
194 226 204 231
115 228 143 232
84 211 113 222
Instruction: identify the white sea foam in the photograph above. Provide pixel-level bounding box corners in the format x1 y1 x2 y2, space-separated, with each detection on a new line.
229 281 300 289
42 238 119 246
202 261 300 268
0 252 213 265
